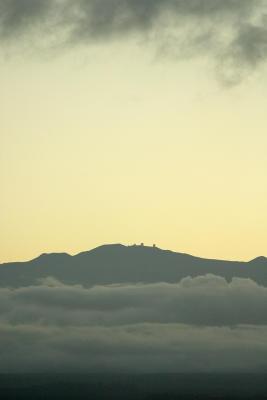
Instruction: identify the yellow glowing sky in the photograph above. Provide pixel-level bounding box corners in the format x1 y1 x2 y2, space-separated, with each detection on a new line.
1 43 266 263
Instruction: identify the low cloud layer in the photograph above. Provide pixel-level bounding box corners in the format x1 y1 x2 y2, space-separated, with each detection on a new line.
2 274 267 327
1 274 267 372
2 321 267 373
1 0 267 82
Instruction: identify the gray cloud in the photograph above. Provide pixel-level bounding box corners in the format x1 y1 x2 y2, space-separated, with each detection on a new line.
0 275 267 326
1 274 267 327
0 0 267 82
1 275 267 372
0 0 53 37
1 321 267 372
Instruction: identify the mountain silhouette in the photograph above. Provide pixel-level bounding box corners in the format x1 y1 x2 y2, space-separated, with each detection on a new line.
0 244 266 287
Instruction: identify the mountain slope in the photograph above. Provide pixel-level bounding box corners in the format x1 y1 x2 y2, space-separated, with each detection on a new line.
0 244 267 287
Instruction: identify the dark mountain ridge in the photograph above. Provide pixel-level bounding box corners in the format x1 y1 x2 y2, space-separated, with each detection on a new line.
0 244 267 287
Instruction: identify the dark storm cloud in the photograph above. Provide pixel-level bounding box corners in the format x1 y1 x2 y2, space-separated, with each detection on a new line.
0 0 267 82
231 22 267 67
0 0 53 37
0 0 252 37
65 0 252 40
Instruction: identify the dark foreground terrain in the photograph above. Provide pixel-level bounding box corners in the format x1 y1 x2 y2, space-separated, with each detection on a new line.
1 374 267 399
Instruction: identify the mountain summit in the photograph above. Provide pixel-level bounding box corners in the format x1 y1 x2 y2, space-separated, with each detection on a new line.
0 244 266 288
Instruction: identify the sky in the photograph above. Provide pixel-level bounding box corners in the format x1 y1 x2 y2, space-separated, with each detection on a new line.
1 0 267 263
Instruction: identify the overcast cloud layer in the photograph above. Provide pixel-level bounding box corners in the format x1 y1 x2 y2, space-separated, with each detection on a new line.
1 274 267 372
1 0 267 82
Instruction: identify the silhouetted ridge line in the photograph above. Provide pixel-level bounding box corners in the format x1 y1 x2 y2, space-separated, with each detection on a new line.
249 256 267 264
32 252 71 262
0 244 266 288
